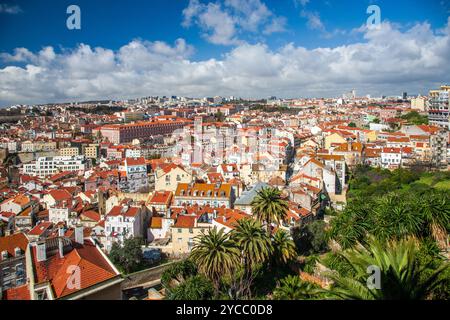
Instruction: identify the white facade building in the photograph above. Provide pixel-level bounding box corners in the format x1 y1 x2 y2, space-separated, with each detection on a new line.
23 156 90 177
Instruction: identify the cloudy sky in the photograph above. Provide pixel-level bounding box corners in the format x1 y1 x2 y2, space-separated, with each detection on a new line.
0 0 450 107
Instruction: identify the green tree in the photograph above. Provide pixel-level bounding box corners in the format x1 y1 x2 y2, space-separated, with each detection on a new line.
190 227 241 295
321 238 449 300
272 229 297 266
166 275 214 300
161 259 197 289
292 221 329 255
273 275 319 300
419 191 450 248
108 237 144 274
231 218 272 298
251 187 289 235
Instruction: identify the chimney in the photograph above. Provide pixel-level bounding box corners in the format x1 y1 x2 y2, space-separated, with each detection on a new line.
58 238 64 258
58 226 65 237
36 241 47 262
75 225 84 245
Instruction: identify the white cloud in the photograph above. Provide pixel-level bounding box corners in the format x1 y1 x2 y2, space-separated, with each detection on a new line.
301 10 325 32
1 19 450 106
0 3 22 14
294 0 310 7
182 0 286 45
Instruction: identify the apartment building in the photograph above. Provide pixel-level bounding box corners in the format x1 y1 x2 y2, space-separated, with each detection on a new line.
104 205 145 252
0 233 28 291
82 144 99 159
23 156 91 177
59 147 79 157
428 85 450 130
118 157 149 193
100 118 191 144
174 182 234 208
21 141 57 153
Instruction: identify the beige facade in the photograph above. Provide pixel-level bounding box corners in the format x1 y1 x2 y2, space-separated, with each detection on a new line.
83 145 98 159
59 147 79 157
324 133 347 149
411 97 426 111
155 166 192 192
170 224 210 255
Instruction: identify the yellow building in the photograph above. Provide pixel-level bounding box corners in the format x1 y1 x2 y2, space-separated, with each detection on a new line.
324 132 347 149
59 147 79 157
83 144 98 159
154 164 192 192
170 215 211 255
411 97 426 111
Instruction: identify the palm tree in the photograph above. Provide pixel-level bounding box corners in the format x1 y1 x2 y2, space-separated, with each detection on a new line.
190 227 241 295
321 237 449 300
231 218 272 298
371 193 423 241
251 187 288 235
272 229 297 266
273 275 318 300
167 275 214 300
419 191 450 250
328 201 371 249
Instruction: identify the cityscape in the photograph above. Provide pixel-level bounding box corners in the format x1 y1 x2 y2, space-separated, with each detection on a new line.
0 0 449 306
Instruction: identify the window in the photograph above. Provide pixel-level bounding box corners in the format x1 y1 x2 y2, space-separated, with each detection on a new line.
178 228 182 233
189 228 193 234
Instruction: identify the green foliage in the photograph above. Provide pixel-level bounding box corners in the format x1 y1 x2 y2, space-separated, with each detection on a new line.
271 229 297 266
348 122 357 128
251 187 289 234
292 221 329 255
231 218 272 266
108 237 145 274
214 110 225 122
166 275 214 300
301 255 319 274
230 218 272 298
401 111 428 125
161 259 197 289
332 167 450 250
273 275 319 300
321 238 449 300
190 227 241 294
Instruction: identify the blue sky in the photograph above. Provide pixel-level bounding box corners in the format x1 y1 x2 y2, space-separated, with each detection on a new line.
1 0 448 60
1 0 450 105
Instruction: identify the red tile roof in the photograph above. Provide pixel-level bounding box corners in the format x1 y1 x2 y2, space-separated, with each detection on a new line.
148 191 173 205
107 205 140 218
28 222 53 236
0 232 28 257
174 215 196 228
32 240 118 299
125 157 146 166
49 189 72 202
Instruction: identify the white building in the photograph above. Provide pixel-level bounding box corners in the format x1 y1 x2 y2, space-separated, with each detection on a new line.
23 156 90 177
104 205 144 252
381 147 402 169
